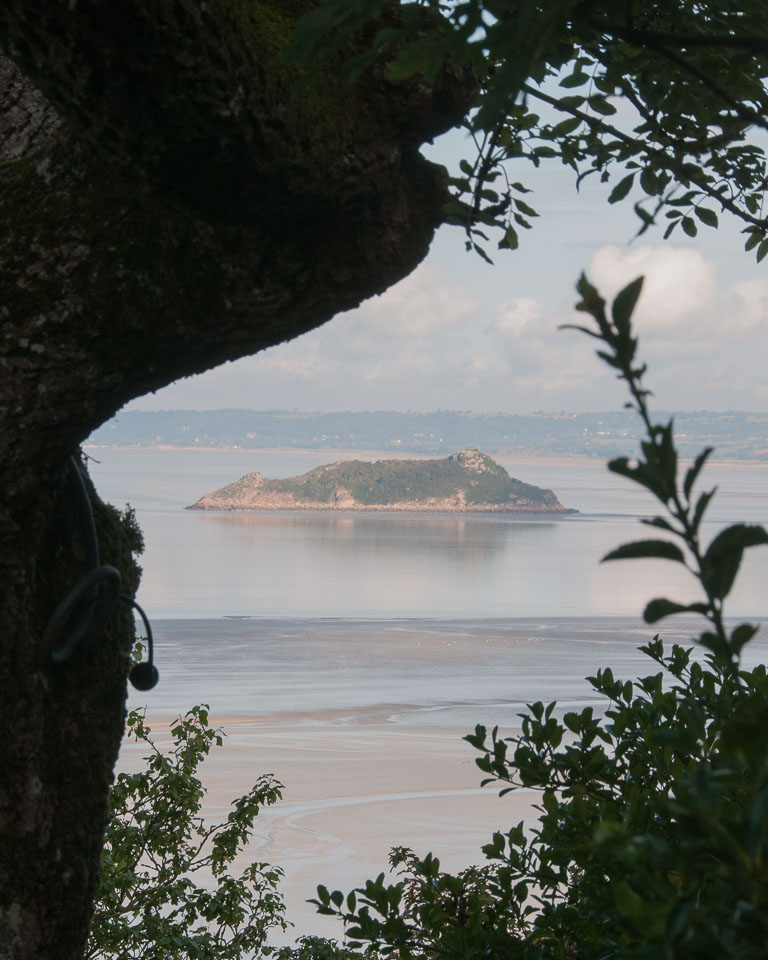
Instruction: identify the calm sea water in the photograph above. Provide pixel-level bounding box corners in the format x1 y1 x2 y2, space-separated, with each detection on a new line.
86 448 768 620
115 616 768 725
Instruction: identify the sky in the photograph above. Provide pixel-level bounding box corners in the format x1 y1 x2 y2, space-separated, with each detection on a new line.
128 131 768 415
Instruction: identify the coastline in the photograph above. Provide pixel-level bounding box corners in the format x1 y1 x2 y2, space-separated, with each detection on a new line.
187 502 576 515
84 442 768 467
184 448 571 514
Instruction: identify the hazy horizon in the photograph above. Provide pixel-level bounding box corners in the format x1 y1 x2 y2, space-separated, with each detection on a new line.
113 404 767 415
90 409 768 461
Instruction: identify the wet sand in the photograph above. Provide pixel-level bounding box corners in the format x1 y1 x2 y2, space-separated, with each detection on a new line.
118 616 768 944
119 705 538 944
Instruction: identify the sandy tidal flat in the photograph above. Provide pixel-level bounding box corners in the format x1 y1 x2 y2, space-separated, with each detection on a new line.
119 704 537 944
119 616 768 944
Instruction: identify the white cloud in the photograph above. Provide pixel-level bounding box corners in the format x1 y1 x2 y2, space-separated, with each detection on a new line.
494 298 540 338
128 244 768 414
588 244 717 332
574 244 768 407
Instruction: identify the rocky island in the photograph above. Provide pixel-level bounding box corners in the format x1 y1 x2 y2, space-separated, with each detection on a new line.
188 450 570 513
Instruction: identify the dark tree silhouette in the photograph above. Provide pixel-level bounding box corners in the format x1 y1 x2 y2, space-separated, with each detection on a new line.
0 5 468 957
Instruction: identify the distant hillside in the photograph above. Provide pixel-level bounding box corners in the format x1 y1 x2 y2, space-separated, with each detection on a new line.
188 450 567 513
88 409 768 460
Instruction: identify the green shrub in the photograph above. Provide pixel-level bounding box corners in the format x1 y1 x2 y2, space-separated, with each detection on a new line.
86 705 286 959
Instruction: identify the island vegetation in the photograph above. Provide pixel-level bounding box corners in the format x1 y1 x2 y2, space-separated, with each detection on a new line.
188 449 566 513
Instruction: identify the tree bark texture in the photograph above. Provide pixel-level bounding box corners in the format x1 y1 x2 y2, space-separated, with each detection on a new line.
0 3 470 957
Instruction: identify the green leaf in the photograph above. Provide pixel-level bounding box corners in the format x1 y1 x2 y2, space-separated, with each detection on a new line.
613 879 645 921
702 524 768 600
644 598 708 623
559 71 588 88
640 168 660 195
602 540 686 564
608 457 670 504
589 94 617 115
472 241 494 264
693 488 717 529
682 216 697 237
500 225 519 250
642 516 677 534
514 198 539 218
731 622 758 655
550 116 582 137
684 448 713 501
611 276 644 332
608 174 636 204
706 523 768 559
330 889 344 908
387 39 445 82
560 94 586 109
695 206 718 228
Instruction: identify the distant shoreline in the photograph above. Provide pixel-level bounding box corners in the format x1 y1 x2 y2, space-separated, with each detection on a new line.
85 409 768 462
187 503 578 516
83 444 768 467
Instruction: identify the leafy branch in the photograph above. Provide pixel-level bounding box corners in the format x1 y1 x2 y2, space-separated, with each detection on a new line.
86 705 287 960
564 274 768 669
288 1 768 261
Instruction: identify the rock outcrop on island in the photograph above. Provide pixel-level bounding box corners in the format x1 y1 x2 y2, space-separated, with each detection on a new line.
188 450 569 513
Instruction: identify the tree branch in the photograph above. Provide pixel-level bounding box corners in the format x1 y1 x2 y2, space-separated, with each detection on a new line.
585 17 768 135
521 82 768 230
598 23 768 56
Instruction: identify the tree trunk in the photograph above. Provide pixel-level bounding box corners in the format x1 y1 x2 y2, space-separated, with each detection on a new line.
0 3 470 957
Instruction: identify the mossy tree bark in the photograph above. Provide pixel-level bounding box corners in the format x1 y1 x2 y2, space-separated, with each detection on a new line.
0 3 469 957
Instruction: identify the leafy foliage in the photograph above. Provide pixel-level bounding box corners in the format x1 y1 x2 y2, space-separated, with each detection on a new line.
275 935 359 960
308 278 768 959
290 1 768 261
567 274 768 642
86 705 286 959
278 449 556 506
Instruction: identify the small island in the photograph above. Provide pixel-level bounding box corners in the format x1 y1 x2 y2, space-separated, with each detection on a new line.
187 449 571 513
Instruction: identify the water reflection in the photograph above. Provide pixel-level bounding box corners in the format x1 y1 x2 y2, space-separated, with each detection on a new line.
134 509 654 618
200 511 556 553
172 512 561 619
88 449 768 620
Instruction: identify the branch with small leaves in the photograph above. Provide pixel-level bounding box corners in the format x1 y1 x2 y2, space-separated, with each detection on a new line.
563 274 768 670
86 706 287 960
289 0 768 262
